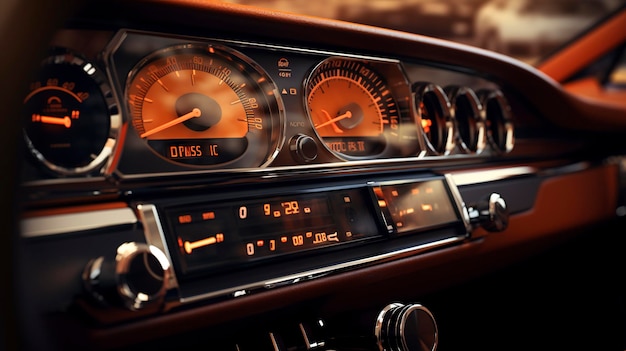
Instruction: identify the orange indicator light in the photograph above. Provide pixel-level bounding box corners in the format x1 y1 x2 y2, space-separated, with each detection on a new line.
202 212 215 220
343 196 351 203
306 232 313 238
281 237 288 243
412 188 420 195
378 200 387 208
178 214 192 224
304 207 311 214
257 240 264 247
391 190 399 197
426 188 434 194
421 119 432 134
421 204 433 211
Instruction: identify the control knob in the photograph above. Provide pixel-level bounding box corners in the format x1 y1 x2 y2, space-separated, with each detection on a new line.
290 133 318 163
82 242 171 310
375 303 438 351
467 192 508 232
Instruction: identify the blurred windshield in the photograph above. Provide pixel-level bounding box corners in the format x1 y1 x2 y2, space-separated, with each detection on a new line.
225 0 625 65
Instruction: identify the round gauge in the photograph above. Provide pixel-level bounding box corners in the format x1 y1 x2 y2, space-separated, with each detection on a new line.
305 58 404 159
126 44 283 167
23 50 119 175
413 83 455 156
445 86 486 155
478 89 514 154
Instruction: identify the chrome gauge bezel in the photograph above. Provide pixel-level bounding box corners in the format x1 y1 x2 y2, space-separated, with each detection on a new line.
445 86 487 155
413 82 455 156
303 56 419 161
478 89 514 154
23 49 121 176
123 42 285 169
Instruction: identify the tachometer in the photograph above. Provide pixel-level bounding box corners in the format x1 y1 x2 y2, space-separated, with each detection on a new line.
305 57 414 159
126 44 283 167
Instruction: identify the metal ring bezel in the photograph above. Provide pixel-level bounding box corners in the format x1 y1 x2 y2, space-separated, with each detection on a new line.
478 89 514 154
413 82 455 156
445 86 487 154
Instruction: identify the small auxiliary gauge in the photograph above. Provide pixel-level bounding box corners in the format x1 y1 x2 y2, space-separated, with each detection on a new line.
23 49 119 175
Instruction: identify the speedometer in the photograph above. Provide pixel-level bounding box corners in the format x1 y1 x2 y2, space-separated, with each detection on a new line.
126 44 284 167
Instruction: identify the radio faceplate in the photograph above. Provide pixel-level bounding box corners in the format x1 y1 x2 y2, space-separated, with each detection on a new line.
167 187 383 275
139 174 470 304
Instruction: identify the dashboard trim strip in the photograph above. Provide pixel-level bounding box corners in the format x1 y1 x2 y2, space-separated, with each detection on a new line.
451 166 536 186
138 203 180 290
178 234 467 304
20 207 137 237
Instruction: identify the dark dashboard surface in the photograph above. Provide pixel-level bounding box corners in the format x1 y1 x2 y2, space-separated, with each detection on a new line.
7 1 626 351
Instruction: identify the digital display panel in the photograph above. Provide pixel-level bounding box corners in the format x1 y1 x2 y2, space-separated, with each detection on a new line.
167 188 381 274
374 179 460 233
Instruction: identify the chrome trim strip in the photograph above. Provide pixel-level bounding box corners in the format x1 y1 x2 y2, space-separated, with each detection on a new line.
137 204 180 290
178 235 465 304
21 207 137 238
444 174 472 233
450 166 536 186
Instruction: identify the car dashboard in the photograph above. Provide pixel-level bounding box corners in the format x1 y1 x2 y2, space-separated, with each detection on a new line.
10 1 626 350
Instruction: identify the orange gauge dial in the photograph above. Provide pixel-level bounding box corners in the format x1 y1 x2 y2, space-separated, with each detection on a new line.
127 44 283 167
305 58 406 159
23 50 119 176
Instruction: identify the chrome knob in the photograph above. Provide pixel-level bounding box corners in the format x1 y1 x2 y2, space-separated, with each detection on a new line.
467 192 508 232
83 242 171 310
375 303 438 351
290 133 318 163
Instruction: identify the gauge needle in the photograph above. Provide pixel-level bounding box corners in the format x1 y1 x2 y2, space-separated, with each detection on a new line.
140 108 201 138
183 233 224 254
32 114 72 128
316 109 352 132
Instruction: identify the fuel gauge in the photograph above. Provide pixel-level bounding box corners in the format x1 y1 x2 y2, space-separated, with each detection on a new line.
23 50 120 176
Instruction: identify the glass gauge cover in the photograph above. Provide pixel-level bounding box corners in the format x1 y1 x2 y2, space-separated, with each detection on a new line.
305 57 414 160
126 44 284 168
23 50 118 175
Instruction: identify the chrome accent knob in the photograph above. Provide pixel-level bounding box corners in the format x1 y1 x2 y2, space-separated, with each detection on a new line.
83 242 171 310
375 303 438 351
290 133 318 163
467 193 509 232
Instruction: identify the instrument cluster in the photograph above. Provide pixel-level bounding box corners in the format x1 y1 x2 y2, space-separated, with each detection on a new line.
21 29 514 185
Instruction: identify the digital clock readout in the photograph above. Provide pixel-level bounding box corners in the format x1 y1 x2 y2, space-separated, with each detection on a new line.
168 189 381 274
166 179 462 276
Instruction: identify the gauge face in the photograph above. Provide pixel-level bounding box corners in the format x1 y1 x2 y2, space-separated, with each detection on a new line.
23 51 117 175
305 58 403 159
126 44 283 167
